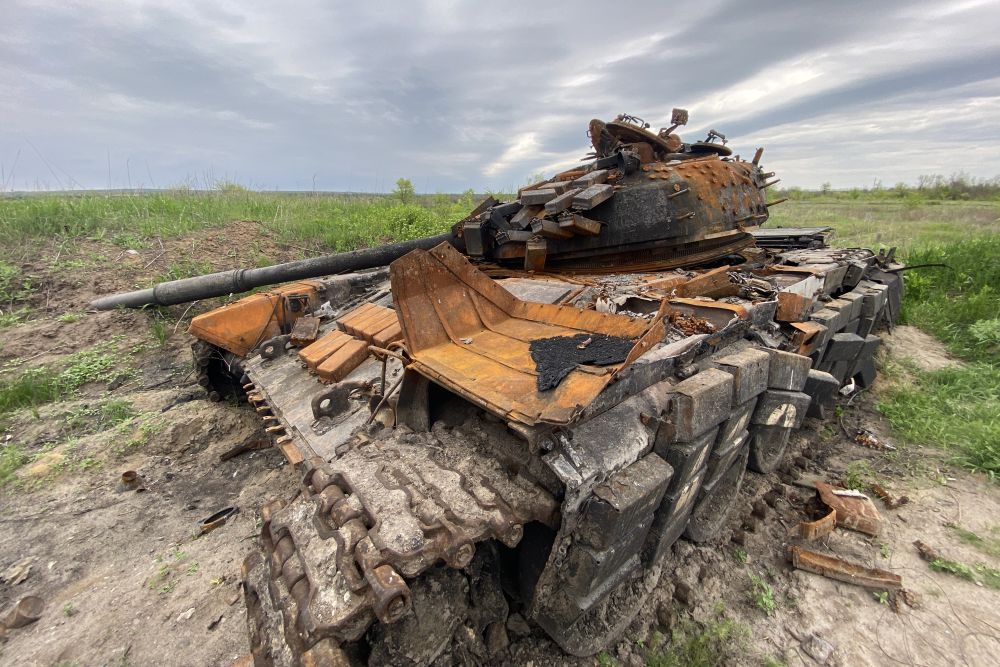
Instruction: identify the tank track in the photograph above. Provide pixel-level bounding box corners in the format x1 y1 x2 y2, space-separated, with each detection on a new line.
243 416 559 665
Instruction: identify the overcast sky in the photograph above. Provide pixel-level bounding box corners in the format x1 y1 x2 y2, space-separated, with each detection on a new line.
3 0 999 192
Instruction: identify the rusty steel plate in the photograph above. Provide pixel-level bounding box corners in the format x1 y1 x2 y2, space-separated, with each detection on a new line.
390 243 666 426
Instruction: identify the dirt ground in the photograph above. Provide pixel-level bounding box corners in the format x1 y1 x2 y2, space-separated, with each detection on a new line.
2 224 999 666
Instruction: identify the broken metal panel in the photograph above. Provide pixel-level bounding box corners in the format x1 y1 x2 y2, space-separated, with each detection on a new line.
391 243 666 426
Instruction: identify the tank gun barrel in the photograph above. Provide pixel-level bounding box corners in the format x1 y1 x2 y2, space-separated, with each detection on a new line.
88 232 455 311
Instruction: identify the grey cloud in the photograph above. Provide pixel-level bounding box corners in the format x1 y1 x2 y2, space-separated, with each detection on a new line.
2 0 999 192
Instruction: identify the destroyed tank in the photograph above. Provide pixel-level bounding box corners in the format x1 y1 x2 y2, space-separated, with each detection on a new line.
91 110 905 665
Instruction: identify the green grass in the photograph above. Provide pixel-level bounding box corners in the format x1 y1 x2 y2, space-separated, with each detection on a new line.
843 460 879 491
929 556 977 581
878 364 999 476
64 400 137 434
863 236 1000 478
977 563 1000 589
896 238 1000 362
149 318 170 347
747 574 777 615
0 343 135 424
0 189 480 252
1 261 34 329
644 614 747 667
780 205 1000 478
769 199 1000 252
0 366 62 416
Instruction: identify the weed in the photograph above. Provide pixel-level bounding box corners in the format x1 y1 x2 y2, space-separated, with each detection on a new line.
64 400 137 436
1 343 137 431
63 602 77 617
0 309 30 328
58 346 122 390
101 400 137 426
970 318 1000 349
596 651 618 667
948 523 1000 559
843 460 877 491
117 413 163 455
873 591 890 605
0 191 469 255
879 364 1000 477
186 563 199 575
1 442 30 486
149 318 170 347
57 312 84 323
748 574 777 615
0 261 33 304
112 232 151 250
158 260 214 283
872 236 1000 477
644 614 747 667
0 367 61 417
898 237 1000 363
77 457 102 471
929 557 1000 590
975 564 1000 590
929 557 976 581
879 543 892 559
733 548 749 564
763 658 787 667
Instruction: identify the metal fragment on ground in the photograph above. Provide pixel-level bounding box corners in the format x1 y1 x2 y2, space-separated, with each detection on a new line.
871 483 909 509
786 546 902 590
200 506 239 534
815 482 883 536
791 509 837 540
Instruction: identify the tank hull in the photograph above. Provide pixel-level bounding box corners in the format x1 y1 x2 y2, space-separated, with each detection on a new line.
235 236 902 664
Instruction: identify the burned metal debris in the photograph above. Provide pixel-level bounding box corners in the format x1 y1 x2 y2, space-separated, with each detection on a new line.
529 333 637 391
86 109 908 664
786 546 902 590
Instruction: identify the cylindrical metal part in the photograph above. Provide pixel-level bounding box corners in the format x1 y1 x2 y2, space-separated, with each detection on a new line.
89 232 456 310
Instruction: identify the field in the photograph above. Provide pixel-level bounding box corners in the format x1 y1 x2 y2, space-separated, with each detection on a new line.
0 189 999 665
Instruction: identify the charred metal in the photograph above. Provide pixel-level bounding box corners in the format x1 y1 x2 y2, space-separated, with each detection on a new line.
88 111 907 665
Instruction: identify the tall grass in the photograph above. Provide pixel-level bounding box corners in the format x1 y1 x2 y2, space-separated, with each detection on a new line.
898 237 1000 361
874 237 1000 478
879 364 999 476
0 189 480 252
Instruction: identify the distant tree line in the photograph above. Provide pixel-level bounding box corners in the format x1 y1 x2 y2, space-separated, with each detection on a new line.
776 173 1000 202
